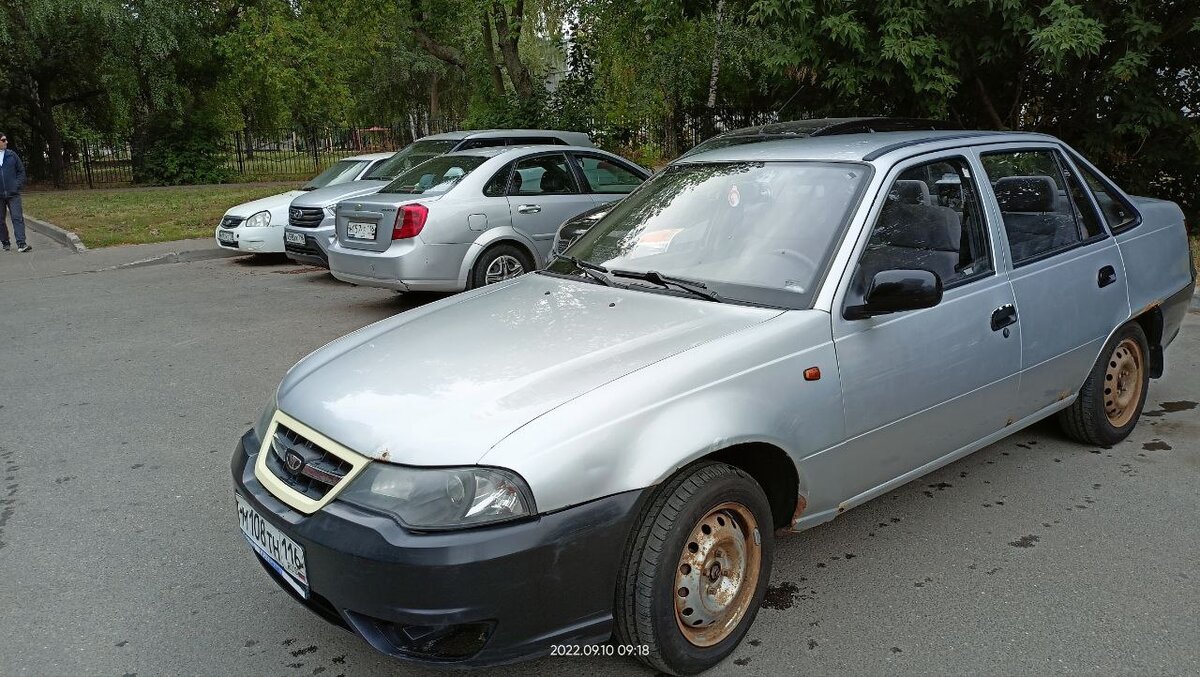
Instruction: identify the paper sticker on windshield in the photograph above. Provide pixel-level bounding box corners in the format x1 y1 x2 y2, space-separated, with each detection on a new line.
629 228 682 257
728 185 741 207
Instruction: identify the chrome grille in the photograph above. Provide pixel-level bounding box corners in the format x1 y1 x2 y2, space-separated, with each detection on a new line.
265 423 353 500
289 207 325 228
220 215 244 229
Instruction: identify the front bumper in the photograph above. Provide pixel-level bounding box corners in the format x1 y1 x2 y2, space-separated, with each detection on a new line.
230 429 644 667
215 225 285 253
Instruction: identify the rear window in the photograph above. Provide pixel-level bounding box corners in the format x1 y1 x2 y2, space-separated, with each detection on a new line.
363 140 459 180
379 155 488 195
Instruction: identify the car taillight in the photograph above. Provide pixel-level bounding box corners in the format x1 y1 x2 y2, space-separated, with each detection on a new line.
392 204 428 240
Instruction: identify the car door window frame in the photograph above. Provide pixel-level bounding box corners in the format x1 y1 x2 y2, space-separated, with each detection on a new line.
1061 149 1142 234
567 152 650 195
507 152 581 196
840 152 996 319
977 144 1111 269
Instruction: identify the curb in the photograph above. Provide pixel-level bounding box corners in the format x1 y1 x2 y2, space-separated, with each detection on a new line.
114 248 243 270
25 214 87 253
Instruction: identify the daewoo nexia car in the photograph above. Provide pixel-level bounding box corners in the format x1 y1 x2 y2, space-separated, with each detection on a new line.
284 130 593 266
326 145 648 291
215 152 392 254
232 127 1194 674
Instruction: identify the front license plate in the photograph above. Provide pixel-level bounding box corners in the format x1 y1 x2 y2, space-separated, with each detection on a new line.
235 494 309 597
285 231 305 245
346 221 376 240
218 231 236 244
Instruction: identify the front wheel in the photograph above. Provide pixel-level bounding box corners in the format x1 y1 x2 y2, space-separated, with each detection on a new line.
615 462 774 675
1058 322 1150 446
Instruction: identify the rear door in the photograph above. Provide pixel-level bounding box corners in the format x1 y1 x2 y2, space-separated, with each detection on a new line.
569 152 649 207
506 152 594 259
977 145 1130 419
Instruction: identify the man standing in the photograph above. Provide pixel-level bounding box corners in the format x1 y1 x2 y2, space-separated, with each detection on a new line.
0 133 31 252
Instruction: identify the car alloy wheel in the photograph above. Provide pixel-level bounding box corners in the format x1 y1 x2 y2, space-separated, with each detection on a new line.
484 254 525 285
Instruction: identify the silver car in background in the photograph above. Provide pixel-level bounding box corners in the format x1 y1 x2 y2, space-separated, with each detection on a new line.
284 130 594 266
327 145 648 291
233 128 1193 674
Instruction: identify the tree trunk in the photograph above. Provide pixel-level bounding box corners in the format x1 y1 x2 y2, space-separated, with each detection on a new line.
31 76 66 187
481 13 506 96
430 73 440 118
706 0 725 109
491 0 534 99
974 76 1007 130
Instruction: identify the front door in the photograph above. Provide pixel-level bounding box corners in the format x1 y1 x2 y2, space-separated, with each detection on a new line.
977 146 1130 419
819 154 1022 507
506 153 595 261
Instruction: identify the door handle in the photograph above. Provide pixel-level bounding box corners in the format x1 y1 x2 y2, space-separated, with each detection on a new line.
1098 265 1118 288
991 304 1018 331
517 204 542 214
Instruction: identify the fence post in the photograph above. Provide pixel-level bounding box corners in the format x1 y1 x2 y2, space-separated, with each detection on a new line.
82 140 94 189
311 129 321 173
234 131 246 176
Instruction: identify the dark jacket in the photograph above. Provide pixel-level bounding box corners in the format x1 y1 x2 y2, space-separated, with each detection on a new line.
0 149 26 198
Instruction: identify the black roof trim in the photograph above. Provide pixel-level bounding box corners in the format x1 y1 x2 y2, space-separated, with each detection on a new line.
861 132 1006 161
810 117 960 137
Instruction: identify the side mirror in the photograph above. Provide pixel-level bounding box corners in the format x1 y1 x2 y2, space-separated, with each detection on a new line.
844 269 943 320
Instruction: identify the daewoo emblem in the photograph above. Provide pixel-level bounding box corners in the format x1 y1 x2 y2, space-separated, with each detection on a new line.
285 451 304 474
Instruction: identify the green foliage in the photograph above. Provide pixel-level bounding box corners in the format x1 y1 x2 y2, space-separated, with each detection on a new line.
136 111 232 186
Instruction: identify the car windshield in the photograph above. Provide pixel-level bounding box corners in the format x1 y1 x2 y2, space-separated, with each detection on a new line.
680 136 787 159
545 161 869 308
301 159 370 190
362 140 459 180
378 155 488 195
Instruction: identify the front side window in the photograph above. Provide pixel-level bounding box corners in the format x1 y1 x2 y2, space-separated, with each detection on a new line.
544 161 869 309
980 149 1103 265
575 154 646 194
378 155 488 195
509 154 578 195
363 139 459 180
301 159 370 190
856 157 991 289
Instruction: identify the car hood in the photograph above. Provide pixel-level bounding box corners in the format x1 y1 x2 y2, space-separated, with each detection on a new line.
290 180 390 208
227 190 305 217
277 275 782 466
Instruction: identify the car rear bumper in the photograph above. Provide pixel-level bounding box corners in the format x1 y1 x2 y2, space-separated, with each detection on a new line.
230 429 644 667
326 240 470 292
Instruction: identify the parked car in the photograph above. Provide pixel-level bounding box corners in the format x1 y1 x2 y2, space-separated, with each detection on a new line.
232 127 1193 674
214 152 392 254
326 145 648 291
284 130 595 266
552 203 613 257
678 116 958 160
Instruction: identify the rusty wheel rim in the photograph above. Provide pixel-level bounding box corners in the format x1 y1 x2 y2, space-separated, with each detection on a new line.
674 502 762 647
1104 337 1144 428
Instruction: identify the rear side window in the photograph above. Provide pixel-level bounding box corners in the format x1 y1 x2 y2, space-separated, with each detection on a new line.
457 138 509 150
483 162 513 197
857 156 991 289
574 155 646 194
507 137 564 146
980 149 1103 265
1075 160 1138 232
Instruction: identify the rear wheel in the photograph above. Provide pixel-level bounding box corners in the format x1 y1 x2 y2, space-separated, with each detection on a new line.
1058 322 1150 446
615 462 774 675
469 243 533 289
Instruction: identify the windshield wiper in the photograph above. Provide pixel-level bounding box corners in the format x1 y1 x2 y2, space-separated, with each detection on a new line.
609 269 723 302
552 253 615 286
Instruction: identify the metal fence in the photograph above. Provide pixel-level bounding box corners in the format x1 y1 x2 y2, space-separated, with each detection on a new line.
41 107 781 189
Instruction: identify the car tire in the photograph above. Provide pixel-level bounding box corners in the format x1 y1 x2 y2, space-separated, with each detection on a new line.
1058 322 1150 446
615 461 774 676
469 243 534 289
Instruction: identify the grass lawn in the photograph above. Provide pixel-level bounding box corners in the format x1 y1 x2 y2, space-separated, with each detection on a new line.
22 184 298 248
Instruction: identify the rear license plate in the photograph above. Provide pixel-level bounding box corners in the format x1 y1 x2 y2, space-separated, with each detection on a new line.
347 221 376 240
236 494 309 597
285 231 306 245
218 231 236 244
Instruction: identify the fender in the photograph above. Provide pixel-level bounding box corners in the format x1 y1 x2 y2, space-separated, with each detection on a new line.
455 227 543 287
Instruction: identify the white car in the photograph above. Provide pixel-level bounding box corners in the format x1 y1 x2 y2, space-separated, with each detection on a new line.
215 152 393 254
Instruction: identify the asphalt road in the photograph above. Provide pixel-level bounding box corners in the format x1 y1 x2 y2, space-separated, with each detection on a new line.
1 241 1197 676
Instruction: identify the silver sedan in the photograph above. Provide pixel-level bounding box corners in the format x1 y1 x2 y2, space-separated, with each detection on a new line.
326 145 649 292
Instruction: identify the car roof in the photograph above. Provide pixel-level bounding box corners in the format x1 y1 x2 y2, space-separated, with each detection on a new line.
677 130 1059 164
345 152 397 162
419 129 591 142
441 144 613 161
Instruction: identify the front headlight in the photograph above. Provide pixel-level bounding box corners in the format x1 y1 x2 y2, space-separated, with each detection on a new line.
324 205 337 217
246 210 271 228
337 464 535 530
